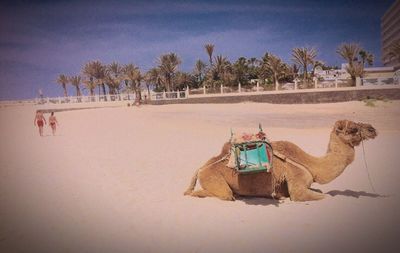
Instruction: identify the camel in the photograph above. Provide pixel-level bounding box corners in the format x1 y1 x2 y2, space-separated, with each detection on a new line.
184 120 377 202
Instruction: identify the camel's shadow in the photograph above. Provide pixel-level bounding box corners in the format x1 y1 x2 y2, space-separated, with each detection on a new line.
237 189 387 205
326 189 387 198
236 196 281 206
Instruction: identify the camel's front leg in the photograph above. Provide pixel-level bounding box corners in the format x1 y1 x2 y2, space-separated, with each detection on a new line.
285 165 325 201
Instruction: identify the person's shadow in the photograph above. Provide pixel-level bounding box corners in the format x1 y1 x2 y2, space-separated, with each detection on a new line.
326 189 387 198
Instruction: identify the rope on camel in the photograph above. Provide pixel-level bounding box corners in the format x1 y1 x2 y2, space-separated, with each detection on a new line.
361 139 377 193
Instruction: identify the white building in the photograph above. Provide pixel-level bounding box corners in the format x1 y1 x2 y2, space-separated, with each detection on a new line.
314 64 349 80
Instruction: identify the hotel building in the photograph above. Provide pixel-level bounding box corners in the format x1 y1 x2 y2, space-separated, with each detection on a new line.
381 0 400 69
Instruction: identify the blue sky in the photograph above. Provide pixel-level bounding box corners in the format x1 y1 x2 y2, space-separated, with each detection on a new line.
0 0 395 100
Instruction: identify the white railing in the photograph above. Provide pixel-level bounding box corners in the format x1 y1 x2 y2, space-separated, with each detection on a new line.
34 90 190 105
0 99 36 106
188 77 399 97
21 76 400 106
35 93 137 104
362 77 399 86
149 90 189 100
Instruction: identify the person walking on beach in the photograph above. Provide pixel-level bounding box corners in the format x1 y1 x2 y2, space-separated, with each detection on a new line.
34 111 46 136
48 112 59 136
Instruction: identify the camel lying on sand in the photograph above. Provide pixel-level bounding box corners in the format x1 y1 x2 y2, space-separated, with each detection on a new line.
184 120 377 202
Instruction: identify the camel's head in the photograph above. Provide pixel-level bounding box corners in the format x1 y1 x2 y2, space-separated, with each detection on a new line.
333 120 377 147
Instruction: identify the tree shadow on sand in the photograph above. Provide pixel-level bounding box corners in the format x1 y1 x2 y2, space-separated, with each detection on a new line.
236 196 281 206
326 189 388 198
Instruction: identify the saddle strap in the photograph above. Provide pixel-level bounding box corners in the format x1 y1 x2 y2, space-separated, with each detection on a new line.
273 150 313 178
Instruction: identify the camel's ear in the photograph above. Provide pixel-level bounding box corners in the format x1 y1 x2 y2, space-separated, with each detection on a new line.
334 120 347 134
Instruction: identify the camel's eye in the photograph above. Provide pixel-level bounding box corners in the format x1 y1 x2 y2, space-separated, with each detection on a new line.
349 128 358 134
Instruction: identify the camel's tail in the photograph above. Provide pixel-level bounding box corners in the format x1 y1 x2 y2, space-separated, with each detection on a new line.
184 142 231 196
183 167 200 195
183 153 230 196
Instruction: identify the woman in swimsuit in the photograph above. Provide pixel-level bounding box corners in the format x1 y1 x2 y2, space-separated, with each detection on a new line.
48 112 59 136
34 111 46 136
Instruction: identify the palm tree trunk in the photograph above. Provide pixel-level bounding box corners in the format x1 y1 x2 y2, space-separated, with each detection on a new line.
134 86 141 104
166 75 171 92
101 83 107 101
76 86 82 102
90 88 95 101
76 86 82 97
351 76 356 86
274 73 279 90
62 84 67 97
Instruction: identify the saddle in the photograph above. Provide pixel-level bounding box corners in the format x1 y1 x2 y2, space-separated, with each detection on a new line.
227 125 273 173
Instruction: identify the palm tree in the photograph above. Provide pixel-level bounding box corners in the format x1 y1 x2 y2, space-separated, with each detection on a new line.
56 74 69 97
82 79 96 97
82 62 96 94
233 57 249 86
202 55 233 90
359 50 374 67
174 71 192 90
93 61 107 96
345 61 364 82
145 67 163 91
292 47 317 83
336 43 363 84
336 43 360 66
82 60 107 97
69 75 82 97
387 39 400 65
144 67 161 97
290 63 300 80
106 62 123 95
248 57 258 67
157 53 181 91
123 63 142 101
193 59 207 86
267 54 286 90
213 55 231 83
205 44 215 66
258 52 270 85
247 57 260 80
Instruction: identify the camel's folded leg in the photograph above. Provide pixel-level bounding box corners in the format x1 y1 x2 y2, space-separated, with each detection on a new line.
285 166 324 202
186 189 215 198
290 187 325 202
198 168 235 201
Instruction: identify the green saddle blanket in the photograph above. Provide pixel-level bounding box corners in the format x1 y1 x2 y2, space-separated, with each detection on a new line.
238 142 270 168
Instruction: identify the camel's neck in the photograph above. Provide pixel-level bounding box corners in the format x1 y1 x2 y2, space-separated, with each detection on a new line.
309 132 355 184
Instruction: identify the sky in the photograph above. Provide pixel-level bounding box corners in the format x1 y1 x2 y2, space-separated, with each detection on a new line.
0 0 396 100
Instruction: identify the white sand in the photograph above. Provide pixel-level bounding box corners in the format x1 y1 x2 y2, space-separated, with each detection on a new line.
0 101 399 253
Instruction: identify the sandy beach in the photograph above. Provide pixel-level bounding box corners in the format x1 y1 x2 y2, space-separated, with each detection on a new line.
0 101 399 253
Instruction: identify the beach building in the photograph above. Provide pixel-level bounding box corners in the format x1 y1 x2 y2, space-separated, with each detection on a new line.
364 66 395 79
315 63 398 86
381 0 400 69
314 64 349 80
